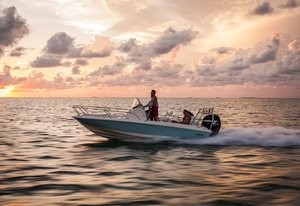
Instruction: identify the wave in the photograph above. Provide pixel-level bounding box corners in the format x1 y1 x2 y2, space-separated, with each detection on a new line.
178 127 300 147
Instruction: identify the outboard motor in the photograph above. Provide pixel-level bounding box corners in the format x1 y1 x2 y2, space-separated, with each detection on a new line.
201 114 221 136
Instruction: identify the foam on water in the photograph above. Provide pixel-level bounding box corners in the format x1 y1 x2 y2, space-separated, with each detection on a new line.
178 127 300 146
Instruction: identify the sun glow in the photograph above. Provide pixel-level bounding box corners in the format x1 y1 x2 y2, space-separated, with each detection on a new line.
0 85 16 97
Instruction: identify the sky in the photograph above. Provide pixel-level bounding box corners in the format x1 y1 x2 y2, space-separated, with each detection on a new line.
0 0 299 98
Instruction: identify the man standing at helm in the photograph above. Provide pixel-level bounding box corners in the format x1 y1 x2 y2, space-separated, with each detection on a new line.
144 89 159 121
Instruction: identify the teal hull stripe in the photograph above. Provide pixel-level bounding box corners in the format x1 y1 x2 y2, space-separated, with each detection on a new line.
75 116 211 139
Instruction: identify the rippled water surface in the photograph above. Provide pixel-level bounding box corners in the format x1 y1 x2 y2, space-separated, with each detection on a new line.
0 98 300 205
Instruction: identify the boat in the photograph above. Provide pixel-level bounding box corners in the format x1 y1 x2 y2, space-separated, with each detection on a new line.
72 98 221 142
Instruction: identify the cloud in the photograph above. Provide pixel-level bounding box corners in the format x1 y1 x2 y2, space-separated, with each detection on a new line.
104 2 171 37
61 61 72 67
118 27 198 70
209 34 281 75
0 65 79 91
120 27 197 57
88 27 198 83
31 33 114 68
82 36 114 58
193 64 218 77
274 41 300 75
188 35 299 87
280 0 299 9
250 1 274 15
247 33 280 64
89 57 126 77
0 65 26 87
19 72 74 90
44 32 75 54
68 46 113 58
0 6 29 57
226 57 250 72
43 33 114 58
99 61 185 87
119 38 137 52
89 65 121 76
134 60 152 71
147 27 198 56
88 26 272 89
71 59 88 75
1 1 298 97
72 66 80 75
30 55 62 68
74 59 88 66
5 34 299 95
9 47 26 57
103 0 227 40
288 40 300 52
213 47 235 54
0 65 14 87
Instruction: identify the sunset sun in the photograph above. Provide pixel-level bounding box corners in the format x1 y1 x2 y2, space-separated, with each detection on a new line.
0 85 15 97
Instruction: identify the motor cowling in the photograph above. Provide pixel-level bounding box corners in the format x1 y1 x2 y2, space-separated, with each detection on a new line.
201 114 221 136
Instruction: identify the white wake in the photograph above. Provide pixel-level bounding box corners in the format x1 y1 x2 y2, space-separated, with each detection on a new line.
177 127 300 146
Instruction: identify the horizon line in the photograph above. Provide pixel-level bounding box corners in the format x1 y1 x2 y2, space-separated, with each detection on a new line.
1 96 299 99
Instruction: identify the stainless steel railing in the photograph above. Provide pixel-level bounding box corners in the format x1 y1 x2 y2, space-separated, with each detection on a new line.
73 105 217 127
72 105 128 118
72 105 143 120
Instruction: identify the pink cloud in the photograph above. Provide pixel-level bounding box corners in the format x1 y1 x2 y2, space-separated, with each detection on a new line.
288 40 300 52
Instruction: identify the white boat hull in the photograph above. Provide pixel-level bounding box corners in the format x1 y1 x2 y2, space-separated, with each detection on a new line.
73 115 213 141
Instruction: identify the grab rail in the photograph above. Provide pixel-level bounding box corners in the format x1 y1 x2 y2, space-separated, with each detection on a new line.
73 105 217 126
72 105 143 120
192 108 215 129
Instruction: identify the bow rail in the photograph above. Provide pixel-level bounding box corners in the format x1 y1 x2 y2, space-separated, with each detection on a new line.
72 105 136 119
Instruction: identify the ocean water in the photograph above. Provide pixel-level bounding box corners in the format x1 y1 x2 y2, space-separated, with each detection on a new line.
0 97 299 206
